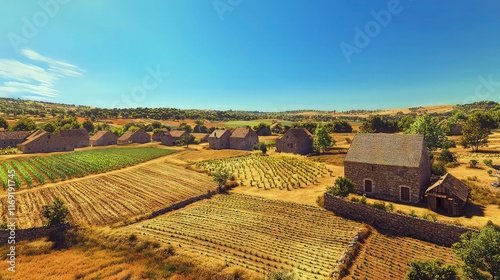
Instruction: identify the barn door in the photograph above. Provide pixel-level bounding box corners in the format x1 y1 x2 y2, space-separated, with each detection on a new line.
401 187 410 202
364 180 373 193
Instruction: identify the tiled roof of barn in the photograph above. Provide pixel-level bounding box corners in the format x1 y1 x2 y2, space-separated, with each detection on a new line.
344 133 426 168
0 131 30 140
90 130 115 141
170 130 186 138
230 128 254 138
117 131 134 141
209 130 230 139
59 129 88 137
281 128 313 139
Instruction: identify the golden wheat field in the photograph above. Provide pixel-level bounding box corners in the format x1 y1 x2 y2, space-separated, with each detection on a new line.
0 162 217 228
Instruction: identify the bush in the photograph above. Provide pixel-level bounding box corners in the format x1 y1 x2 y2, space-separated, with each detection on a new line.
431 162 447 176
469 159 479 168
405 259 458 280
439 149 456 163
371 201 386 211
483 159 493 166
326 177 356 197
360 195 367 205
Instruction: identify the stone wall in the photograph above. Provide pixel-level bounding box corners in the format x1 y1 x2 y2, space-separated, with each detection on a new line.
0 224 69 242
150 190 216 218
324 193 472 247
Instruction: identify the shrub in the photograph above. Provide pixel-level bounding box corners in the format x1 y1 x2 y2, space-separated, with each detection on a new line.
360 195 367 205
405 259 458 280
409 210 417 217
469 159 479 168
431 162 447 176
371 201 386 211
316 196 324 208
42 198 69 226
326 177 356 197
439 149 456 163
386 203 394 212
488 170 493 176
483 159 493 166
350 197 360 203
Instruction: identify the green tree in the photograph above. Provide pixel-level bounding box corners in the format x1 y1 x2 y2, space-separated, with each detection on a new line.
0 117 8 130
439 149 457 163
405 114 454 151
82 119 94 133
151 121 162 129
326 177 356 197
405 260 458 280
398 115 416 132
313 125 334 153
253 142 267 154
461 120 490 152
11 117 37 131
180 133 195 148
452 222 500 280
43 122 57 133
212 168 231 192
360 115 399 133
42 198 69 226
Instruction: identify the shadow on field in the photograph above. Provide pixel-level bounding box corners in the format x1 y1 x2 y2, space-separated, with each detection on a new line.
463 202 486 218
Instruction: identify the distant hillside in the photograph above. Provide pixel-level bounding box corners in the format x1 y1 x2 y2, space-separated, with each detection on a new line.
0 97 496 123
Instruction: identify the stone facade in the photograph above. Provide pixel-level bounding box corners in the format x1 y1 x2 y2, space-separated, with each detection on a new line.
229 128 258 151
152 129 169 142
344 134 431 203
208 130 231 149
169 130 186 145
20 131 74 153
324 193 472 247
59 129 89 148
0 131 30 148
160 131 176 146
275 128 313 155
117 128 151 144
89 130 118 146
426 173 470 216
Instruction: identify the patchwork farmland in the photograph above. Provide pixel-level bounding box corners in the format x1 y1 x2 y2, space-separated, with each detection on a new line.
0 148 175 189
127 193 361 279
0 162 217 228
196 154 334 190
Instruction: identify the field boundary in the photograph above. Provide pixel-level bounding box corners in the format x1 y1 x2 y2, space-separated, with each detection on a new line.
150 190 216 218
324 193 473 246
0 224 69 242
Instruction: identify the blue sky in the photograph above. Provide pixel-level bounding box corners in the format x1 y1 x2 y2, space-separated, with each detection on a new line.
0 0 499 111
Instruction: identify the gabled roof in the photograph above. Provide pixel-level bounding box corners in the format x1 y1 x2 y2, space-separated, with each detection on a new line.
229 128 254 138
170 130 186 138
209 130 230 139
20 131 49 146
60 129 88 137
344 133 426 168
0 131 30 140
426 173 470 202
117 130 134 141
281 128 313 139
90 130 116 141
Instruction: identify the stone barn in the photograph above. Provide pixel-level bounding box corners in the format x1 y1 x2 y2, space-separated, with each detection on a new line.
117 129 151 144
89 131 118 146
229 128 258 151
19 131 74 153
160 131 175 146
169 130 186 145
344 133 431 203
425 173 470 216
0 131 30 148
208 130 231 149
59 129 89 148
152 129 169 142
275 128 313 155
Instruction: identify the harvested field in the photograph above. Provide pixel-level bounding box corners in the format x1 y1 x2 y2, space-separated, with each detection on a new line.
164 149 250 165
127 193 361 279
0 162 217 228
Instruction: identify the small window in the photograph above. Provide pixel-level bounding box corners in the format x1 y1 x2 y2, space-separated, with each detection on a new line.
401 187 410 202
364 180 373 193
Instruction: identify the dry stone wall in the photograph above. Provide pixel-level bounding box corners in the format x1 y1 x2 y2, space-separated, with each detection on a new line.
324 193 472 247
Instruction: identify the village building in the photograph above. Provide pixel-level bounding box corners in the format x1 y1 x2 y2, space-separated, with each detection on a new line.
152 129 170 141
160 131 176 146
0 131 30 149
117 128 151 144
89 130 118 146
275 128 313 155
208 130 231 149
19 131 73 153
59 129 89 148
229 128 259 151
344 133 431 203
425 173 470 216
199 134 209 143
169 130 186 145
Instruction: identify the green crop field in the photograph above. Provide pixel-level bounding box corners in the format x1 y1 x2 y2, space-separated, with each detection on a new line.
223 120 273 128
0 147 175 189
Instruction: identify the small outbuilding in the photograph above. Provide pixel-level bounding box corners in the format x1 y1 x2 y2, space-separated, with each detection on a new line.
117 129 151 144
229 128 258 151
89 130 118 146
160 131 176 146
169 130 186 145
0 131 30 149
208 130 231 149
425 173 470 216
275 128 313 155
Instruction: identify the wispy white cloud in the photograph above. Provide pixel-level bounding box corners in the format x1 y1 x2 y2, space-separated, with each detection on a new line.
0 49 84 100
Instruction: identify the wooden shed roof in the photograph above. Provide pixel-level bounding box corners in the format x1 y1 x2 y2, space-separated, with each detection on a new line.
344 133 426 168
426 173 470 202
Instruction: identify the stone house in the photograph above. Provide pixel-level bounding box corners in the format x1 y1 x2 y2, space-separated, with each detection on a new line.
229 128 259 151
425 173 470 216
0 131 30 149
152 129 170 142
117 129 151 144
169 130 186 145
19 131 74 153
59 129 89 148
344 133 431 203
275 128 313 155
89 130 118 146
208 130 231 149
160 131 176 146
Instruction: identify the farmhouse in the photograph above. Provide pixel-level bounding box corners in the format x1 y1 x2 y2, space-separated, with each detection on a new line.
208 130 231 149
229 128 258 151
344 133 431 203
89 130 118 146
160 131 175 146
59 129 89 148
425 173 470 216
275 128 313 155
19 131 73 153
0 131 30 148
169 130 186 145
152 129 169 141
117 129 151 144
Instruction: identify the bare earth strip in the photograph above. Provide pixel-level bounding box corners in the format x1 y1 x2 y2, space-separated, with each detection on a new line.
0 162 217 228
